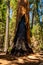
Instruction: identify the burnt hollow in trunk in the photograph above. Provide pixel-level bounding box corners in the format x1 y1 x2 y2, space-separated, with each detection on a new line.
10 15 33 56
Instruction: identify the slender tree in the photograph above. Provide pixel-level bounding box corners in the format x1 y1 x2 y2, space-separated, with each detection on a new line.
4 0 10 52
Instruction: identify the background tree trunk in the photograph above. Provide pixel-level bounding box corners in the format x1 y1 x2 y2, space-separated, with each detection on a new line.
4 0 10 52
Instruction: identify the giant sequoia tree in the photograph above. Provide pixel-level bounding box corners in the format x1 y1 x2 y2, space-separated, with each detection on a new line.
16 0 31 44
11 0 33 56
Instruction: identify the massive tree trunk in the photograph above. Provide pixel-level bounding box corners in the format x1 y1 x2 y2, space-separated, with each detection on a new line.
11 0 33 56
16 0 31 45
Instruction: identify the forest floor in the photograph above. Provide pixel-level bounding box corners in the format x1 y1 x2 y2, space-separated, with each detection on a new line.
0 52 43 65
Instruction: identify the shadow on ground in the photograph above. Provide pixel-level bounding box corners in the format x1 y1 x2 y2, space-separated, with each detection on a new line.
0 52 43 65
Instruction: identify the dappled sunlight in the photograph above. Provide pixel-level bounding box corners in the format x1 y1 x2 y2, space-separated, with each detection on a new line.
18 0 27 3
18 0 20 2
0 52 43 65
24 0 27 3
17 58 24 63
0 59 10 65
27 55 38 60
27 54 41 60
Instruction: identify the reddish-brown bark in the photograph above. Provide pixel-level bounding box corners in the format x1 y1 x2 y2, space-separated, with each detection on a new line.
16 0 31 44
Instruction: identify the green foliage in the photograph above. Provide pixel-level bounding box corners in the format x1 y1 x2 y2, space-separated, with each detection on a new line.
0 22 5 34
9 0 17 42
0 0 6 47
31 23 43 52
40 44 43 50
29 0 39 4
0 22 5 47
0 0 7 23
29 0 33 4
32 23 41 35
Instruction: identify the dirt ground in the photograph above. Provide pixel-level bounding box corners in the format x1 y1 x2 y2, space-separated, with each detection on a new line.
0 52 43 65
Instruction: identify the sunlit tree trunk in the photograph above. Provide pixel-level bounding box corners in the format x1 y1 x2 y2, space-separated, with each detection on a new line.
4 0 10 52
16 0 31 45
11 0 33 55
10 0 33 56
